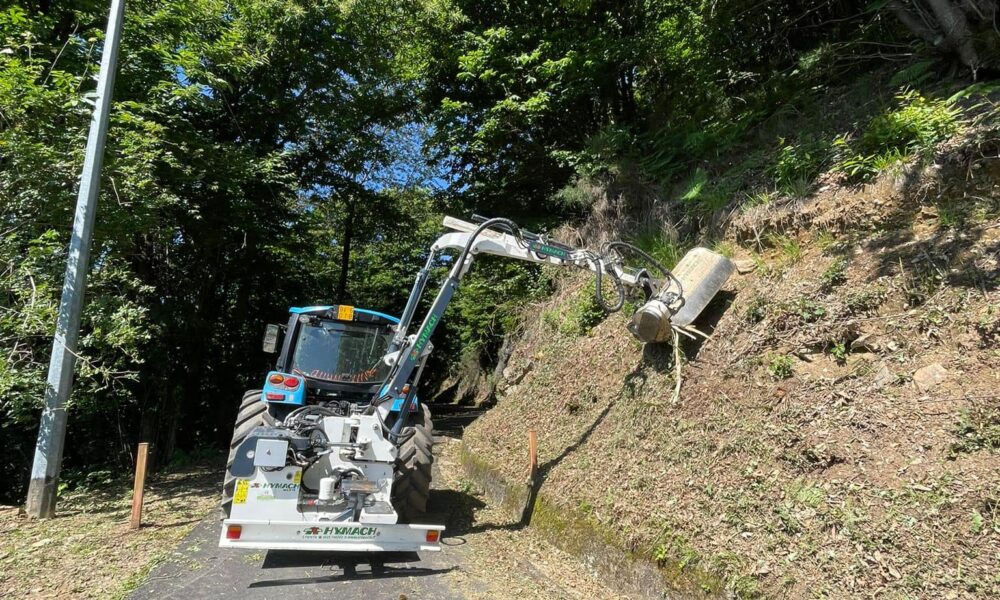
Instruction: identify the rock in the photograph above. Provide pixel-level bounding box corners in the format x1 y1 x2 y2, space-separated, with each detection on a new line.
851 333 878 353
873 364 895 389
735 259 757 274
913 363 949 391
502 360 533 386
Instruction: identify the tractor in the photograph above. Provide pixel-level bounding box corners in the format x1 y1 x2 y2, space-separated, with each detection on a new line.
218 216 733 552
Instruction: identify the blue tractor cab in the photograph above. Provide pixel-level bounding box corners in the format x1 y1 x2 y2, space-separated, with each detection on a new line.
261 305 416 419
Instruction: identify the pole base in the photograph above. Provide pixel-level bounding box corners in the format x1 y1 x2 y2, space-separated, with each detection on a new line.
25 477 59 518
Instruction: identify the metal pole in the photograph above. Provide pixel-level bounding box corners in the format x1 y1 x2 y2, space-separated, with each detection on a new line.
25 0 125 518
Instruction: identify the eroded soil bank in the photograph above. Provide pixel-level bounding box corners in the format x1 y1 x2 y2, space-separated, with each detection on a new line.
460 148 1000 598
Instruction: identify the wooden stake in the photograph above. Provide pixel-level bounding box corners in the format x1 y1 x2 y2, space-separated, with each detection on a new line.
520 429 539 524
129 443 149 530
527 430 538 483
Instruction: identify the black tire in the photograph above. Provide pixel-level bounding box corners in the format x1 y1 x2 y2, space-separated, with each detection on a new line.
220 390 275 518
391 403 435 523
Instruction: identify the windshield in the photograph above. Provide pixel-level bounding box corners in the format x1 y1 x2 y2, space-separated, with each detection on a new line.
291 319 393 384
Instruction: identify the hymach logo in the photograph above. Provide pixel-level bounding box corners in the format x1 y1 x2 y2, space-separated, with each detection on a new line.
297 526 380 539
252 482 298 491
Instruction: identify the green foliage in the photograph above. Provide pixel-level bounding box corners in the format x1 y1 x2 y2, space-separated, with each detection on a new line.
770 137 830 195
766 234 802 264
767 354 795 380
544 287 605 337
827 341 848 365
845 284 888 314
820 256 848 290
863 91 960 155
632 232 686 271
743 297 769 324
0 0 440 503
949 406 1000 458
743 190 777 210
835 91 960 180
788 297 827 323
440 258 551 370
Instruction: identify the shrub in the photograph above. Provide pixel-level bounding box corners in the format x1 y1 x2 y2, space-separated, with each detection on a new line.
835 91 960 180
861 91 959 156
548 289 606 336
827 340 848 364
820 256 848 289
743 297 769 324
770 137 830 195
768 354 795 380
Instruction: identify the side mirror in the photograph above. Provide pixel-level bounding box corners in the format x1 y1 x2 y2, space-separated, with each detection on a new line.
263 324 281 354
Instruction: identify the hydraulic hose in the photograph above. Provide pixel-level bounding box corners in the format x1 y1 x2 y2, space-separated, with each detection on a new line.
601 241 685 311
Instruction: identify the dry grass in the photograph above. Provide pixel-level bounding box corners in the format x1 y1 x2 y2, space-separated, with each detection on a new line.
0 458 221 599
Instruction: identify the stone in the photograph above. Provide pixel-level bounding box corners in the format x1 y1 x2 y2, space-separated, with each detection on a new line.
913 363 949 391
873 364 895 389
851 333 878 353
735 259 757 274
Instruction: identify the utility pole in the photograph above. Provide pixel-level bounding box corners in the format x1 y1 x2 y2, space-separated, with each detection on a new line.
25 0 125 518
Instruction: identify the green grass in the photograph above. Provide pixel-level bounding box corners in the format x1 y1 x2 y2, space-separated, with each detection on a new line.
743 190 777 210
770 136 831 196
631 231 686 270
765 234 802 264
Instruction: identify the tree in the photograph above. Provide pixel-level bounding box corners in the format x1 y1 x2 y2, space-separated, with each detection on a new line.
887 1 1000 75
0 0 438 501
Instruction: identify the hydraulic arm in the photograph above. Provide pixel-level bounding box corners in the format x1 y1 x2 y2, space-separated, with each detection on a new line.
219 214 733 554
374 216 701 434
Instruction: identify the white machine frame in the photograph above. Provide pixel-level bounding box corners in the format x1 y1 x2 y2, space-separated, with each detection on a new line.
220 413 444 552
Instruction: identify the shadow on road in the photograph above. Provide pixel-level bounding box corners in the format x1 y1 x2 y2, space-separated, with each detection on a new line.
249 551 456 587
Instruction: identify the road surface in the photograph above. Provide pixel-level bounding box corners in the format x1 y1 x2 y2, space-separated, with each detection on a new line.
129 408 625 600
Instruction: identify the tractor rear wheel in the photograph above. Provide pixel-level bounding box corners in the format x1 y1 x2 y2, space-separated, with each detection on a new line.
220 390 275 518
391 403 435 523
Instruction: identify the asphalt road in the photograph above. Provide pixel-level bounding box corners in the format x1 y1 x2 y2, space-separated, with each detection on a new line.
128 515 468 600
128 409 487 600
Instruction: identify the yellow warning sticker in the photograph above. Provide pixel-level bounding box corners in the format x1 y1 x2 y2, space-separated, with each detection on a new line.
234 479 250 504
337 305 355 320
293 471 302 484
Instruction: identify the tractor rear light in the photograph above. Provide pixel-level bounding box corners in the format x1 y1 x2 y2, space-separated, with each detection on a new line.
425 530 440 543
268 374 285 385
401 384 411 395
226 525 242 540
266 392 285 401
284 376 299 389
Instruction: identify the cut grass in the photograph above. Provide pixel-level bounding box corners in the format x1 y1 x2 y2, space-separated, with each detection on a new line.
0 457 221 599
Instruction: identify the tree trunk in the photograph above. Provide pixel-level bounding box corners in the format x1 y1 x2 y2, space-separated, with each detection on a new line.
336 200 354 304
925 0 981 73
888 0 996 74
888 1 939 46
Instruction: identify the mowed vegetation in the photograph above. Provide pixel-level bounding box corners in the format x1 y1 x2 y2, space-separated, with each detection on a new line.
2 0 998 542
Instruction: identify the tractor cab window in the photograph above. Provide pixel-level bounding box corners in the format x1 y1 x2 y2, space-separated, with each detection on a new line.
291 319 392 384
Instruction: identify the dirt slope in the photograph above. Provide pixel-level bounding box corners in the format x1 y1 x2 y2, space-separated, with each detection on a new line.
461 146 1000 598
